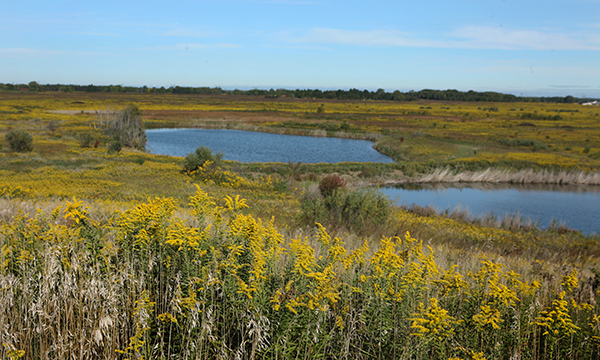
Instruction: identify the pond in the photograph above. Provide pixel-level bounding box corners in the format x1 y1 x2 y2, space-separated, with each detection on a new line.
380 183 600 235
146 128 394 163
146 128 599 235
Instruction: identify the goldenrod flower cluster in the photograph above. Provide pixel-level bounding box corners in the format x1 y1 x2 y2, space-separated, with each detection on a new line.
0 187 598 359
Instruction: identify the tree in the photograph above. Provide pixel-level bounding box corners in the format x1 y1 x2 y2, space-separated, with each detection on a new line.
28 81 40 92
102 104 147 150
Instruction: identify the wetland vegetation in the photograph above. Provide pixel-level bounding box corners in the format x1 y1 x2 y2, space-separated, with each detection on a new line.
1 90 600 359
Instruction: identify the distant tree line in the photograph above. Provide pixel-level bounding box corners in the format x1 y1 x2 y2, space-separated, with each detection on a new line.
0 81 592 104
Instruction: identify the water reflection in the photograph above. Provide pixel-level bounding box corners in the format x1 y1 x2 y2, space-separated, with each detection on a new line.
390 182 600 193
146 128 394 163
380 183 600 235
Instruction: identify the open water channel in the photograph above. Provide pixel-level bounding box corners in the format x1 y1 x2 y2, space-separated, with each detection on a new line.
146 129 600 235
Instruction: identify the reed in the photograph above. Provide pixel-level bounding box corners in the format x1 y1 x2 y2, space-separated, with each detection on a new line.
406 167 600 185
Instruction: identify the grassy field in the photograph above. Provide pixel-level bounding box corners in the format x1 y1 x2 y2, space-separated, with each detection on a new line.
1 91 600 359
3 91 599 181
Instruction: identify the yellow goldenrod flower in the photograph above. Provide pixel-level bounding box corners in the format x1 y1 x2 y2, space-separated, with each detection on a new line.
535 291 580 338
411 297 458 340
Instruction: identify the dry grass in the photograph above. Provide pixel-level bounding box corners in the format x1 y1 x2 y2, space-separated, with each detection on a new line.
406 167 600 185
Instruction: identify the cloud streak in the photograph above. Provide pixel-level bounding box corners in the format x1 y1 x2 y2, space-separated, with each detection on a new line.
158 29 217 38
449 26 599 50
250 0 318 4
71 31 123 37
0 48 102 56
292 26 600 50
549 85 593 88
139 43 241 51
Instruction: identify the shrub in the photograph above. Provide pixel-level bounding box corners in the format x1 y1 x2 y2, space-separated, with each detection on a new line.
132 156 145 165
324 188 391 231
319 174 346 197
300 188 392 234
532 142 548 151
273 178 288 192
5 129 33 152
498 138 548 150
78 132 95 148
304 172 317 181
102 104 147 150
107 140 122 154
183 146 224 172
359 166 380 178
520 113 562 121
299 192 328 225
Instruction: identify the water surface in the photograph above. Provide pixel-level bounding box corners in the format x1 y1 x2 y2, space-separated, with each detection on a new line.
380 183 600 235
146 128 394 163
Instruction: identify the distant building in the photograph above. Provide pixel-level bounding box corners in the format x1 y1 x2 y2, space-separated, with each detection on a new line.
582 101 600 105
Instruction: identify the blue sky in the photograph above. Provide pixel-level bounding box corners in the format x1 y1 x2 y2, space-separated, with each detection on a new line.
1 0 599 97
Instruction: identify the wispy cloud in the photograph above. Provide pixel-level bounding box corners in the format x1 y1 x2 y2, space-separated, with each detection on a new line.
109 21 171 28
295 28 427 47
71 31 123 37
549 85 593 88
264 44 330 50
139 43 241 51
158 29 217 38
291 26 600 50
449 26 599 50
251 0 318 4
448 60 600 79
0 48 102 56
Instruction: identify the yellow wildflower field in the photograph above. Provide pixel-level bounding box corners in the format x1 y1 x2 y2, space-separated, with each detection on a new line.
1 92 599 359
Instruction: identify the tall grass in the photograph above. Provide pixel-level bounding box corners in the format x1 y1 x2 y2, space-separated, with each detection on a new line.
2 191 599 359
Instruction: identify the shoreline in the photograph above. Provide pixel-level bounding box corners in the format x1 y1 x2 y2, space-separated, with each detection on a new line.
364 167 600 187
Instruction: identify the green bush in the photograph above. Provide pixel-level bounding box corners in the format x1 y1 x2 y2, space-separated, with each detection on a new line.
325 188 391 230
78 132 95 148
5 129 33 152
358 165 384 178
520 113 562 120
299 192 328 225
183 146 224 172
498 138 548 150
300 188 392 234
107 140 122 154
